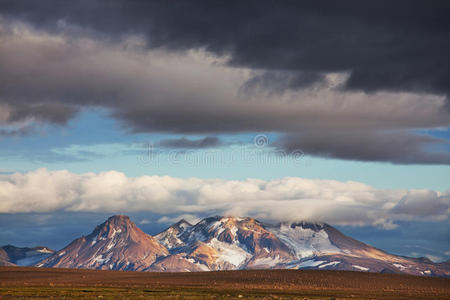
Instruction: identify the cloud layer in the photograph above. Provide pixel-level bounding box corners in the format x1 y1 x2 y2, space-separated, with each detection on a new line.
1 169 448 229
1 0 449 100
1 18 448 132
0 18 449 163
278 130 450 165
159 137 223 149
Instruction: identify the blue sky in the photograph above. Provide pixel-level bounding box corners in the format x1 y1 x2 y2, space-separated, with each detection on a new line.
1 111 449 191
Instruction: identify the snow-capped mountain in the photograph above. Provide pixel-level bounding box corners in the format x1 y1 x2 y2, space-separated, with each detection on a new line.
37 215 168 271
263 222 446 275
155 219 193 250
0 245 54 266
153 216 295 271
266 222 343 259
153 216 449 276
29 215 450 277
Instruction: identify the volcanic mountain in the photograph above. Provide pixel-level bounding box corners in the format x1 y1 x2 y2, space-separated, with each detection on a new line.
33 215 449 277
37 215 168 271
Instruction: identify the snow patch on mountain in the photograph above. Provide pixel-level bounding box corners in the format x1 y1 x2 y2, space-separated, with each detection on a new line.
106 240 116 250
252 255 282 267
110 228 122 239
293 259 326 269
94 255 108 264
319 261 340 268
36 248 53 254
185 257 210 271
268 223 341 258
393 263 407 270
352 265 369 271
208 238 251 267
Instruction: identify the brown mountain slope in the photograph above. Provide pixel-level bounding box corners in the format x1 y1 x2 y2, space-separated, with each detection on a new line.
37 215 168 271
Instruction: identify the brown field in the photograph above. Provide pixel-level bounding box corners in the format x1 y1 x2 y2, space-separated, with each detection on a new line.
0 266 449 299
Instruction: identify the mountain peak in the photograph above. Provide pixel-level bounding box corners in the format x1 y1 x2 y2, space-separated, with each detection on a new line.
90 215 150 242
169 218 193 233
38 214 168 271
94 215 133 232
106 214 131 224
199 215 251 225
174 219 192 227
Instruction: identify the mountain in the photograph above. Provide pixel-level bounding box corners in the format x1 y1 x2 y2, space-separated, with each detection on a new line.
154 216 449 276
31 215 449 277
153 216 295 271
264 222 449 276
0 245 54 266
155 219 193 250
37 215 168 271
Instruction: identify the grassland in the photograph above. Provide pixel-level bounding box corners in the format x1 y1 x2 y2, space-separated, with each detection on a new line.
0 266 449 299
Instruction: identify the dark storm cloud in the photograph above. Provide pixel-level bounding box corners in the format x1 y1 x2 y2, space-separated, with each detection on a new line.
159 137 223 149
7 103 79 125
241 71 325 94
278 130 450 165
0 0 449 164
1 0 449 99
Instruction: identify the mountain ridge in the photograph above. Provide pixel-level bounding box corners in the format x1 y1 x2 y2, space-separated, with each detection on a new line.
4 215 448 277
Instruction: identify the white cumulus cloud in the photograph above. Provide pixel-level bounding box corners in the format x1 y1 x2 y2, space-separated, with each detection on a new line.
0 169 448 229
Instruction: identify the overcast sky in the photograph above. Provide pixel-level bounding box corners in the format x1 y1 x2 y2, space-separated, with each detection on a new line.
0 0 448 261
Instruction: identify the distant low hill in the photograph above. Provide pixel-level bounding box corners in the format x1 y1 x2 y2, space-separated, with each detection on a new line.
21 215 448 277
0 245 54 266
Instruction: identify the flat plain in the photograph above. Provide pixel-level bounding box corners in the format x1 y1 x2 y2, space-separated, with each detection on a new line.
0 266 449 299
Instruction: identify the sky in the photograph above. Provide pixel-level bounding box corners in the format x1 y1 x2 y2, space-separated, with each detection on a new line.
0 0 449 262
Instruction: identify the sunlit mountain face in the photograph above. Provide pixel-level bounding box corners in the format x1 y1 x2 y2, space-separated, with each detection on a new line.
2 215 440 277
0 0 449 268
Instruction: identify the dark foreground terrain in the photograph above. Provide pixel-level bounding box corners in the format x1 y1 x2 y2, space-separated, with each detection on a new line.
0 267 449 299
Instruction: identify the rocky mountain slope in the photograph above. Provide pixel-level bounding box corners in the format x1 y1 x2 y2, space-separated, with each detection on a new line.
153 216 295 271
0 245 54 266
30 215 449 276
37 215 168 271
